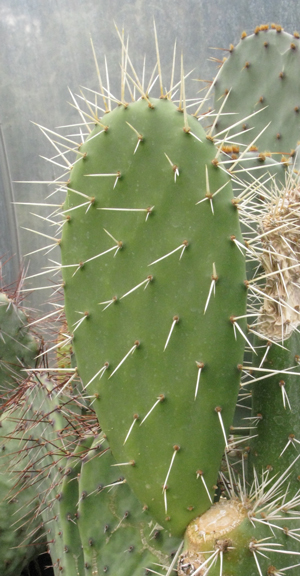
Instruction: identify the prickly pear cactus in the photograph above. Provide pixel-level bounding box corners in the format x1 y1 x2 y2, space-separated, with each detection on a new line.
0 406 45 575
2 372 181 576
60 93 247 535
0 291 38 401
78 434 181 575
214 24 300 154
1 374 89 576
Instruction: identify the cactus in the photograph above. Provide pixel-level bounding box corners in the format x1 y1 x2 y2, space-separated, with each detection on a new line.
213 24 300 155
77 434 181 575
2 371 182 576
0 404 45 575
58 48 247 535
0 289 39 402
6 21 300 576
1 373 91 575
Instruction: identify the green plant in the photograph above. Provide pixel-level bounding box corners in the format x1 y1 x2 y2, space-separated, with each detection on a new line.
0 285 39 403
4 21 300 576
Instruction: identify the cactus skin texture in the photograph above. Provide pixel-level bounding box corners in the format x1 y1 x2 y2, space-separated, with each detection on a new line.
0 291 38 400
214 24 300 154
249 332 300 494
60 96 247 536
1 375 87 576
2 374 181 576
78 434 181 575
0 407 45 575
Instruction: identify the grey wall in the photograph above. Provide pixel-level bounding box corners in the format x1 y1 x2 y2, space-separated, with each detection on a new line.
0 0 299 300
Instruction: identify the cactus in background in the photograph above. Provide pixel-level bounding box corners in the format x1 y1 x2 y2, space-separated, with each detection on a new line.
1 374 93 576
0 288 39 402
78 434 181 575
0 403 45 575
178 163 300 575
213 24 300 155
2 372 182 576
59 43 247 535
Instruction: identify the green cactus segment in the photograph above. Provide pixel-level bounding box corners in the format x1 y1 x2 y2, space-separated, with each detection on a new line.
61 97 247 535
55 438 94 576
0 292 38 399
78 434 181 576
178 498 300 576
0 408 45 576
24 378 87 576
214 25 300 154
248 331 300 489
1 375 88 576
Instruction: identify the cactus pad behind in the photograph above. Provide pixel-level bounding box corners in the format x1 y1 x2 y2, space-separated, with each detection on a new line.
214 25 300 154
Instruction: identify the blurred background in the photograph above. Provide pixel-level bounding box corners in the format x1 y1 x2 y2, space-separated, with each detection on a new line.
1 0 300 302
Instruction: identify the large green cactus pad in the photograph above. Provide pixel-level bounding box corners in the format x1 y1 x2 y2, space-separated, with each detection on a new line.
61 96 247 536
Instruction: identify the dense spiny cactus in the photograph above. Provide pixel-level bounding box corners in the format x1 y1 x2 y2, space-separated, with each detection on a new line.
214 24 300 155
0 406 45 575
0 289 38 401
78 434 181 575
2 372 182 576
1 374 94 575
